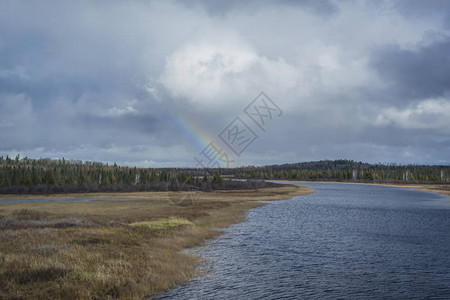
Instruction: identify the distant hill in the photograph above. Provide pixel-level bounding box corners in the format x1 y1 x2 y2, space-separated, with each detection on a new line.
231 159 450 183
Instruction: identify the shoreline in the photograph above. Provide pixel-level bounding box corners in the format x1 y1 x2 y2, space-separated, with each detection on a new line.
0 183 313 299
270 180 450 197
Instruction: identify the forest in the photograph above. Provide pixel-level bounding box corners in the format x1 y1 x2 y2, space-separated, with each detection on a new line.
0 156 448 194
0 155 274 194
231 159 450 182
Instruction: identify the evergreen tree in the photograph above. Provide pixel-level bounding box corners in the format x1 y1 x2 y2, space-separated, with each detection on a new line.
44 169 56 185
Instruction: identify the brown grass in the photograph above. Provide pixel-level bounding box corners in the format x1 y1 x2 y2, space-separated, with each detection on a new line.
274 180 450 197
0 184 313 299
402 184 450 196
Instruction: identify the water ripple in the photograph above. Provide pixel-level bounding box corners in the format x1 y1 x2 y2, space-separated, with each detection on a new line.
156 183 450 299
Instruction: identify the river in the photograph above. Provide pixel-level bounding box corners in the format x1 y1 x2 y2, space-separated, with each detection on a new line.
156 182 450 299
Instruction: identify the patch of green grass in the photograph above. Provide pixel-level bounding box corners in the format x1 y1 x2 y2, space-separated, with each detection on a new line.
129 218 193 230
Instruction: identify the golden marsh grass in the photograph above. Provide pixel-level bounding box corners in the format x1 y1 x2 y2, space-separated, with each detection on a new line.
0 184 313 299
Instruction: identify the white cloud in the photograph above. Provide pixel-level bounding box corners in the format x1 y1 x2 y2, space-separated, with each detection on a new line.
375 98 450 131
106 106 138 117
159 30 301 109
105 100 139 117
160 36 255 104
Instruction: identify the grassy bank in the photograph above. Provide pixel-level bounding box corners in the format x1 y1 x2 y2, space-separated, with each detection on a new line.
0 184 313 299
272 180 450 197
391 184 450 196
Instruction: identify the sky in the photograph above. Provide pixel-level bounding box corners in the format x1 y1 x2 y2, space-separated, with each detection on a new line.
0 0 449 167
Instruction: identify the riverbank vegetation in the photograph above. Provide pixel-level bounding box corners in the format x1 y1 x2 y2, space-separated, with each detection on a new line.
233 160 450 183
0 155 275 195
0 157 448 196
0 184 313 299
388 183 450 196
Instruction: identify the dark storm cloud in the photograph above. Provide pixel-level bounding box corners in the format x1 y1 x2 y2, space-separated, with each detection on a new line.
177 0 337 16
370 36 450 101
0 0 449 166
392 0 450 20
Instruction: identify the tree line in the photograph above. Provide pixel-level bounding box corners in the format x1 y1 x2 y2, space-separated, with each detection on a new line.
0 156 448 194
0 155 276 194
230 159 450 183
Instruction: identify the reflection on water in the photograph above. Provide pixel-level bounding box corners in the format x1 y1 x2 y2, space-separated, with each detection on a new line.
157 183 450 299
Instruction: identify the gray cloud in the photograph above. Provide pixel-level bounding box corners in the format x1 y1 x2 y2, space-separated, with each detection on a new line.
175 0 338 17
392 0 450 21
370 36 450 101
0 0 449 166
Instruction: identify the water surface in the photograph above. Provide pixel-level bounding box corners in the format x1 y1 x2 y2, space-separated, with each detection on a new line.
157 182 450 299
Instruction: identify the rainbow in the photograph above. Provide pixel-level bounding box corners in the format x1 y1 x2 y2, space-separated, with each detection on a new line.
166 112 239 168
